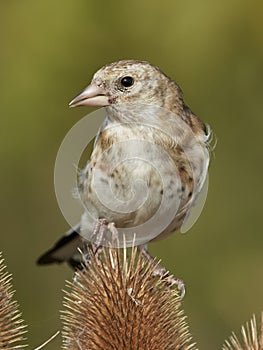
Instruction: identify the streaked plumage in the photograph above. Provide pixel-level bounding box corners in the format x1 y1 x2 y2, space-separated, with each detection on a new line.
37 60 211 269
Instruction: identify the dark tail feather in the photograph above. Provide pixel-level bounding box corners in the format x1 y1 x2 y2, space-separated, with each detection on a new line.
37 224 83 269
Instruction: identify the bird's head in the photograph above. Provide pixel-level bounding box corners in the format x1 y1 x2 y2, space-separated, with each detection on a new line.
69 60 183 111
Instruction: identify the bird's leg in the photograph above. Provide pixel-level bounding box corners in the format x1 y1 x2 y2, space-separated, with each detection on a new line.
92 219 120 245
92 219 120 260
93 218 108 246
140 247 186 299
90 219 108 262
107 222 119 242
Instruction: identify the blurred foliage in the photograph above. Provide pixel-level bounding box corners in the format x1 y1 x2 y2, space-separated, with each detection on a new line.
0 0 262 348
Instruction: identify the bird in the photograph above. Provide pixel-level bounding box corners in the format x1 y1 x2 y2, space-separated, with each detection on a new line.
37 59 211 270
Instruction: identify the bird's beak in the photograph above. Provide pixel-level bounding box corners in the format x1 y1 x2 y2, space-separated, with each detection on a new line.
69 83 109 107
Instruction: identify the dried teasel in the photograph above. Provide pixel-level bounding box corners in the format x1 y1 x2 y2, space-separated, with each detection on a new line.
0 253 27 349
223 313 263 350
61 244 196 350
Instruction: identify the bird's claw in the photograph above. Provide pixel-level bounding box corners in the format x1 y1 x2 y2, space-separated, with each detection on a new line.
141 247 186 299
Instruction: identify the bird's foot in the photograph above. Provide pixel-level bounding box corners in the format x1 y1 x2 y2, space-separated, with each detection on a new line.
141 247 185 299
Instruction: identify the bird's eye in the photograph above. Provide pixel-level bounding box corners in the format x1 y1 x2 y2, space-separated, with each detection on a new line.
120 76 134 88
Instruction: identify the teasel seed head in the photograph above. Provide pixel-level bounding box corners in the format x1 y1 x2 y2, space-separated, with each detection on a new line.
0 253 27 349
61 244 196 350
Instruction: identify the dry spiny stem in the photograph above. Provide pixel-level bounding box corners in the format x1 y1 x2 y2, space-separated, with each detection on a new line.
61 244 197 350
223 313 263 350
0 253 27 349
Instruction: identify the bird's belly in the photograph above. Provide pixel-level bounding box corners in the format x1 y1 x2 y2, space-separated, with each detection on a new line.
79 123 208 244
81 157 193 240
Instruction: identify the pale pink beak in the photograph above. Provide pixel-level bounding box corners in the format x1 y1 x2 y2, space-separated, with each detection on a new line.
69 83 109 107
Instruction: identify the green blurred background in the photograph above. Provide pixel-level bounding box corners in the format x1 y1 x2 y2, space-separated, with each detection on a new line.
1 1 262 348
